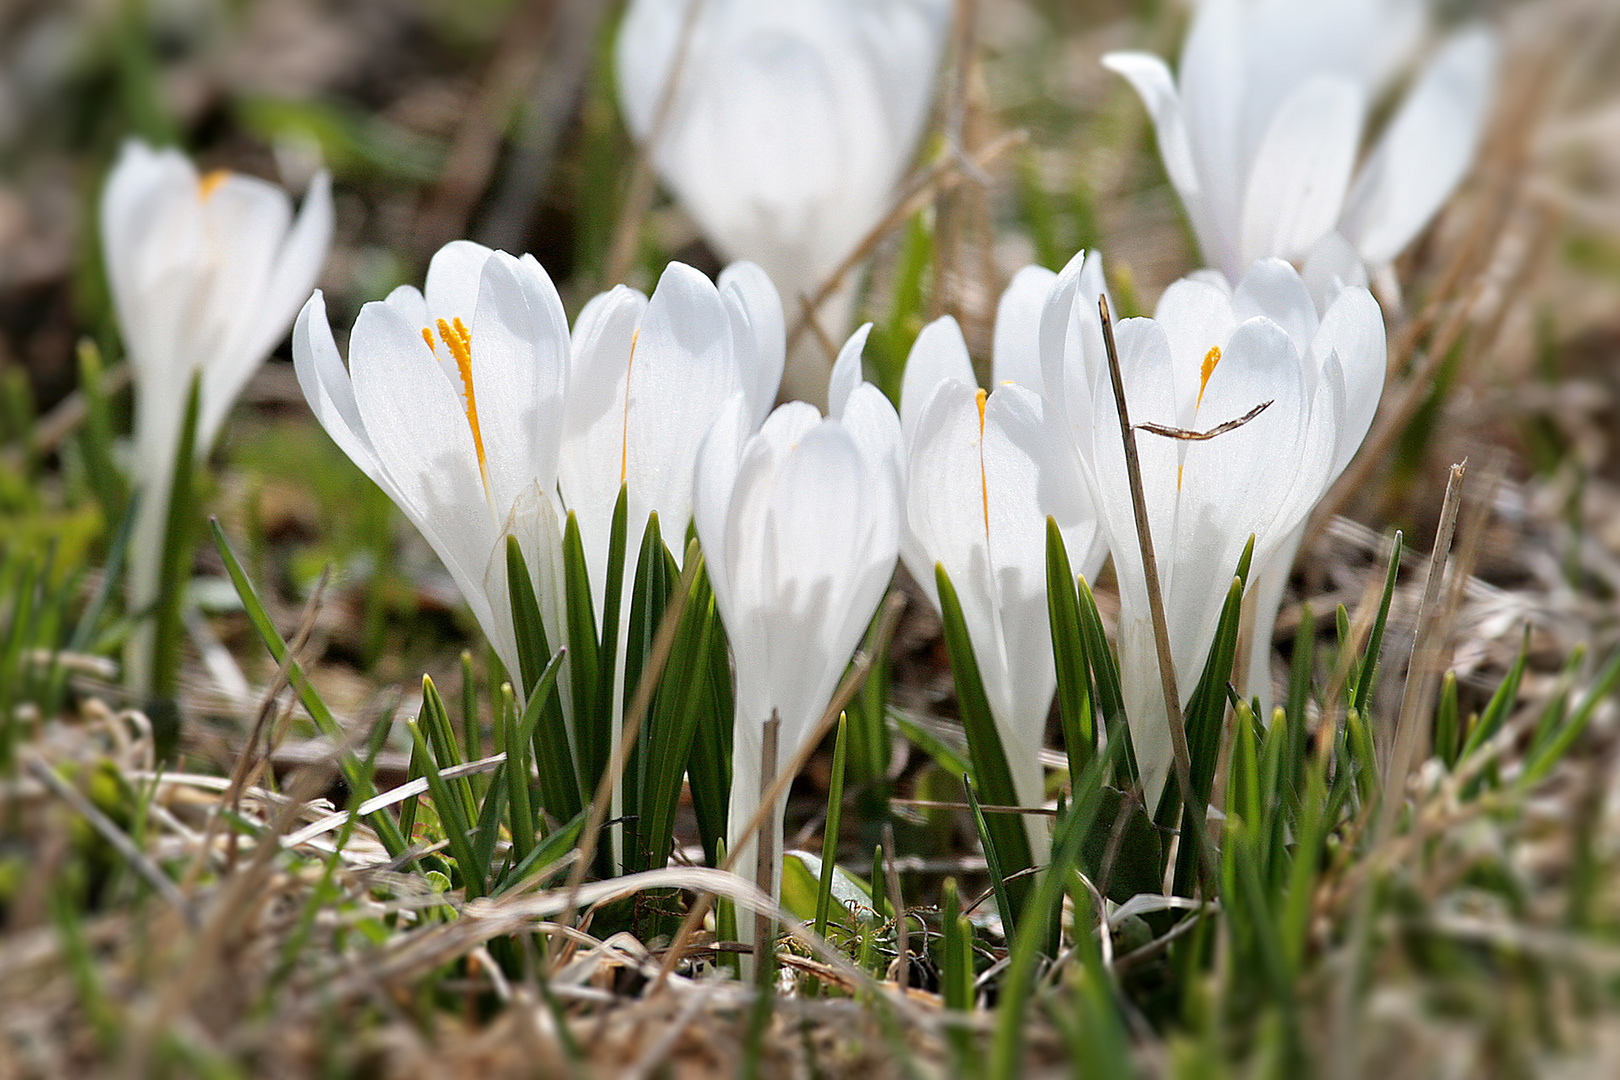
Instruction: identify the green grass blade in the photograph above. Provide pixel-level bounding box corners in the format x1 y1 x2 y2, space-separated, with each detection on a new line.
149 372 203 750
211 519 407 856
1351 530 1404 714
813 713 850 944
406 718 485 899
963 775 1015 953
561 510 606 794
1047 517 1094 780
937 563 1034 919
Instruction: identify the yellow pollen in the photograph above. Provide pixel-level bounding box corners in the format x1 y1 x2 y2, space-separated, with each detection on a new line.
1197 346 1222 407
621 329 639 485
976 388 990 538
198 170 231 200
425 317 487 478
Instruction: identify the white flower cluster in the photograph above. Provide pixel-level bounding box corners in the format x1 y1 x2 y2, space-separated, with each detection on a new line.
101 0 1493 910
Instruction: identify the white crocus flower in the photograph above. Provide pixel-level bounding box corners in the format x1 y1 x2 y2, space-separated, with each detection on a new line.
897 283 1108 861
1104 0 1496 285
1047 255 1383 806
1230 260 1385 711
102 140 332 690
293 241 571 685
560 259 783 859
694 336 902 920
615 0 950 403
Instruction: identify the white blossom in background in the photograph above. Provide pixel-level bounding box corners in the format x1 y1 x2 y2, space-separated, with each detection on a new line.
1104 0 1496 288
615 0 951 403
694 336 902 923
560 259 784 854
897 277 1108 860
102 140 332 692
1045 254 1384 806
294 241 571 686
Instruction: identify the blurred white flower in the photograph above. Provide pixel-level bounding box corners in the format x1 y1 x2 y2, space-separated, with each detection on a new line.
1105 0 1496 285
897 284 1108 860
1047 255 1383 805
294 241 570 685
615 0 950 403
103 140 332 690
693 337 902 915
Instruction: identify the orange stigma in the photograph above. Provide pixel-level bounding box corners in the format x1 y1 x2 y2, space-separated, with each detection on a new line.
621 329 639 485
976 388 990 537
1197 346 1221 407
198 170 231 200
424 317 487 479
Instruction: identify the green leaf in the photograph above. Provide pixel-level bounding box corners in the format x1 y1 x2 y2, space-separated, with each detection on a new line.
813 713 851 944
1165 538 1252 896
634 541 716 876
937 563 1035 919
1077 574 1134 786
1521 646 1620 788
687 604 733 866
1351 531 1404 713
420 675 476 825
964 775 1016 952
1434 671 1460 770
506 536 583 823
1460 627 1529 765
1047 517 1095 779
620 512 675 872
561 511 606 796
149 371 203 749
407 718 485 899
990 723 1124 1080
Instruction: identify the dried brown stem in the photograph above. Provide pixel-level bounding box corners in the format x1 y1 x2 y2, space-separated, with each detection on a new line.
1096 295 1214 896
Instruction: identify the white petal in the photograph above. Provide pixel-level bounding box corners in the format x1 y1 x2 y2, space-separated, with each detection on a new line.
900 315 975 447
1151 277 1238 425
1238 75 1365 268
720 260 786 426
423 240 496 326
559 285 647 604
1301 230 1369 313
693 392 753 627
1101 51 1201 205
902 379 989 613
625 262 745 554
292 291 385 490
467 252 567 517
1340 25 1497 267
1231 257 1319 362
837 381 905 500
991 265 1056 395
1310 285 1386 478
827 322 873 418
348 299 498 631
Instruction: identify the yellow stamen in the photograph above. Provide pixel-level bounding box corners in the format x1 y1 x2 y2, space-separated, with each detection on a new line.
976 388 990 538
1197 346 1221 407
198 170 231 200
621 329 639 485
425 317 488 478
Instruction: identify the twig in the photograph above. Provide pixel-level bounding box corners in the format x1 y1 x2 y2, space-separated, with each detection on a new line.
881 821 908 994
1096 295 1215 896
1137 400 1272 442
755 713 780 981
26 754 198 928
1378 462 1467 840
